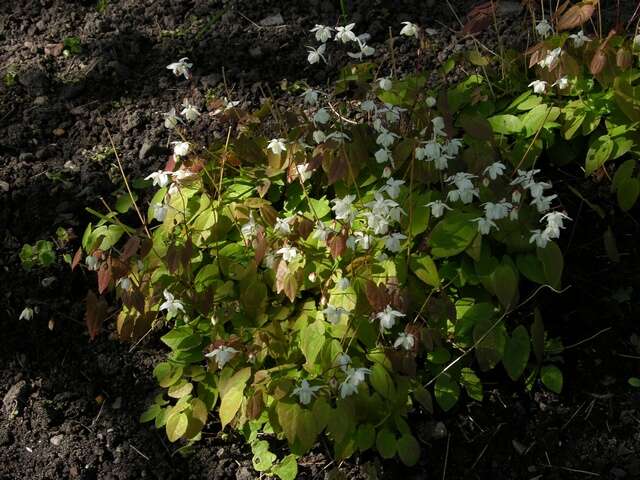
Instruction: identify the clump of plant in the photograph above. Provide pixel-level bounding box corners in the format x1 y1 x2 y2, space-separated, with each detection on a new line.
75 7 640 476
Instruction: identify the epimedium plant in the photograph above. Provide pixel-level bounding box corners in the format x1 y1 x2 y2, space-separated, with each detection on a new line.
74 9 639 476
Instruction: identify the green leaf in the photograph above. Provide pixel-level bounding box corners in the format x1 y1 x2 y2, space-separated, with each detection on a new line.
219 367 251 429
487 114 523 135
397 434 421 466
166 412 188 442
455 302 495 346
430 212 479 258
140 403 161 423
252 440 276 472
468 48 489 66
540 365 563 393
434 373 460 412
473 316 506 372
300 319 326 367
503 326 531 381
460 368 483 401
410 255 440 287
168 380 194 399
585 135 614 175
115 193 137 213
375 429 396 459
516 254 546 284
628 377 640 388
522 104 551 137
537 242 563 289
413 385 434 413
612 159 636 192
617 177 639 211
356 423 376 452
273 454 298 480
370 363 396 400
491 262 518 309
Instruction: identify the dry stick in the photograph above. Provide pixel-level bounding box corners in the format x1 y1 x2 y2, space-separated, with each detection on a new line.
103 121 152 239
442 434 451 480
424 283 570 389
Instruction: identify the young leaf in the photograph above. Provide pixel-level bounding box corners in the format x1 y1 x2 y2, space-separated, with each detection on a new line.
273 454 298 480
397 433 421 466
556 0 597 31
540 365 563 393
166 412 188 442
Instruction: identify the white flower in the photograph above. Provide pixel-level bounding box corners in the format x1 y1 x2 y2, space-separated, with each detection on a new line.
394 332 415 350
529 229 551 248
347 38 375 60
163 108 179 129
434 154 450 171
180 99 201 121
425 96 437 108
378 77 393 91
361 100 376 112
323 305 347 324
312 130 326 144
86 255 99 271
267 138 287 155
431 118 446 139
159 289 185 317
376 305 405 331
166 57 192 79
336 353 351 371
211 96 241 115
326 131 350 142
471 217 498 235
529 80 548 94
152 203 168 221
348 231 372 249
444 138 463 157
302 88 318 105
337 277 350 290
384 232 407 252
538 47 562 70
311 221 332 242
241 212 258 239
527 181 552 199
426 200 452 218
277 246 298 262
375 148 391 164
335 23 357 43
366 213 390 235
340 367 371 398
376 129 399 148
569 30 590 48
116 277 132 291
553 76 569 89
400 21 419 38
483 161 506 180
296 163 313 182
205 346 239 368
530 194 557 213
19 307 34 321
535 19 552 38
292 380 322 405
332 195 356 221
512 190 522 204
274 217 292 235
483 200 512 221
307 43 327 64
541 211 571 238
383 178 405 199
310 24 333 43
509 207 519 221
313 108 331 125
172 141 189 157
145 170 171 188
382 166 392 178
381 103 405 123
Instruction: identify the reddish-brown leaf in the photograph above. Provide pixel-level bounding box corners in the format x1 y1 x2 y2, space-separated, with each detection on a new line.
365 280 390 313
246 393 264 420
97 260 111 294
71 247 83 271
616 47 632 70
296 217 314 240
120 236 140 261
85 290 108 340
163 155 176 172
259 204 278 227
326 150 349 185
254 229 267 265
327 233 347 259
462 2 495 36
110 257 129 280
166 245 180 274
556 0 597 31
589 48 607 75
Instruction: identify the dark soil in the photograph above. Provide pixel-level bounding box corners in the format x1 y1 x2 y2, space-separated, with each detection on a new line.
1 1 639 479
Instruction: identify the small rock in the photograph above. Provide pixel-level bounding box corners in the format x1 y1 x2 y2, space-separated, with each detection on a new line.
139 141 153 160
259 13 284 27
235 466 253 480
53 128 65 136
0 427 12 446
33 96 48 106
0 180 9 192
427 421 447 439
249 46 262 58
112 397 122 410
19 152 34 162
44 43 64 56
50 434 64 446
2 380 29 415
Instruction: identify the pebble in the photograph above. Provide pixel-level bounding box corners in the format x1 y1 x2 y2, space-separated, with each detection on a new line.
259 13 284 27
50 434 64 446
